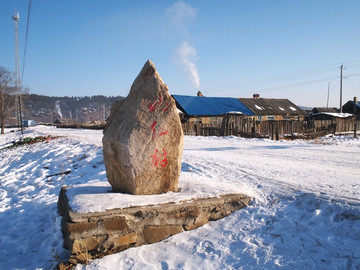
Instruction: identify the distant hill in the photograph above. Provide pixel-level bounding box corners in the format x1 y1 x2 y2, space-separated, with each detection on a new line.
6 96 314 127
14 94 124 125
298 105 312 111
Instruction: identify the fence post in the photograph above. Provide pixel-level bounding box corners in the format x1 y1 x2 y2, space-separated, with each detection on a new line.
275 123 279 140
354 116 357 138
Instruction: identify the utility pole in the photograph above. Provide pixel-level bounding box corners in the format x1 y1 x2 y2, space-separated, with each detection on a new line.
326 82 330 108
103 104 106 121
354 97 358 139
340 64 343 113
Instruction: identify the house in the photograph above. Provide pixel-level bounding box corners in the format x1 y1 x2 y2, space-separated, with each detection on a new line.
172 93 306 138
238 94 304 121
308 105 355 133
309 106 353 122
53 118 74 125
172 94 254 124
342 97 360 120
173 93 304 123
22 120 37 127
308 112 352 121
311 107 339 114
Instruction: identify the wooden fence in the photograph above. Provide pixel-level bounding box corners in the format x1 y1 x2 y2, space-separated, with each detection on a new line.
181 116 359 139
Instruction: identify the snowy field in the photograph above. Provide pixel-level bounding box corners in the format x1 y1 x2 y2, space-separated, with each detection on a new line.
0 126 359 270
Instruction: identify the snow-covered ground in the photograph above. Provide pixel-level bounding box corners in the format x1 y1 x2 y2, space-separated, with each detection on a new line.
0 126 359 270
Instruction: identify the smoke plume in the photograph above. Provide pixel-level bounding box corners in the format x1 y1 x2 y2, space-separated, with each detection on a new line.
55 100 63 118
177 42 200 89
165 1 197 30
166 1 200 89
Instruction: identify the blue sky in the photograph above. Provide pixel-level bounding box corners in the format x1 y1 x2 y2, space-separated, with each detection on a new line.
1 0 359 108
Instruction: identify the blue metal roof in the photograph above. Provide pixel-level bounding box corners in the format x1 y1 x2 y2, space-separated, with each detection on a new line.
172 95 254 116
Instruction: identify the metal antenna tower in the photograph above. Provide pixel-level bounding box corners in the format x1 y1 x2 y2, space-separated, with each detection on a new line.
12 10 23 133
13 11 21 89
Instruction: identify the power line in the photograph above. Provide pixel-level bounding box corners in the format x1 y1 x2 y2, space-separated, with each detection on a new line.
243 65 338 88
22 0 32 83
206 63 344 92
204 60 360 94
330 81 340 90
345 78 360 96
341 59 360 66
346 73 360 78
245 76 339 94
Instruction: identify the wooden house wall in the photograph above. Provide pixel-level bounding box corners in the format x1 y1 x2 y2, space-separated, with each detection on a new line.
181 115 358 139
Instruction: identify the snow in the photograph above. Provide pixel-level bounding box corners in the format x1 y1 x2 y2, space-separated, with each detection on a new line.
311 112 354 118
255 105 263 110
1 126 360 269
225 111 243 115
289 106 297 111
68 178 246 214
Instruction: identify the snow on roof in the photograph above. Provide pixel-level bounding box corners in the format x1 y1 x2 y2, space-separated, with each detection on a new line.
289 106 297 111
224 111 244 115
279 107 284 111
312 112 353 118
255 104 263 110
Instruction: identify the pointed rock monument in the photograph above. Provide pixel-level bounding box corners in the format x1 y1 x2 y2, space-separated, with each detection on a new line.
103 60 184 195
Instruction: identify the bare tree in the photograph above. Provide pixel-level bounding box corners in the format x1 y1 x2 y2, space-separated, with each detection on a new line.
0 67 18 134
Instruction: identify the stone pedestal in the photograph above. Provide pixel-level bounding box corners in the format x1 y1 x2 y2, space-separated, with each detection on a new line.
58 186 250 264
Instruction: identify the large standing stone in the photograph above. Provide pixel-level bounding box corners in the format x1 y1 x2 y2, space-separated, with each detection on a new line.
102 60 184 195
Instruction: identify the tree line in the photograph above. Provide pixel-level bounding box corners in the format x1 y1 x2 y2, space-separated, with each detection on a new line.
0 66 124 133
0 66 26 134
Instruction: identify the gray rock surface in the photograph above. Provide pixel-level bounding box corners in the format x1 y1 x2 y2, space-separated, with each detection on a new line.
102 60 183 194
57 186 251 264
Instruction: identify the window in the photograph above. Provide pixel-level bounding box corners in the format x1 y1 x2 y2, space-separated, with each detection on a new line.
195 117 202 124
210 117 219 125
267 115 275 121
